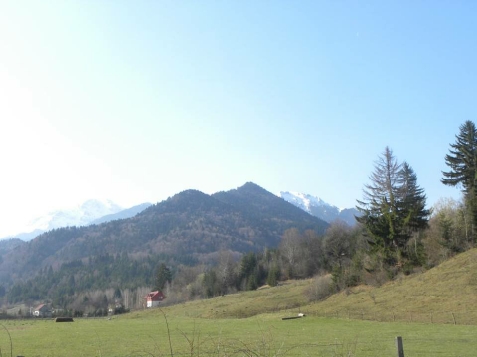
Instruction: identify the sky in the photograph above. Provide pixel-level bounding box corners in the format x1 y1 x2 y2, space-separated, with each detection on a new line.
0 1 475 237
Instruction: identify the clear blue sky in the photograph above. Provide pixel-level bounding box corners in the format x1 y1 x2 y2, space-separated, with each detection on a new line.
0 1 474 236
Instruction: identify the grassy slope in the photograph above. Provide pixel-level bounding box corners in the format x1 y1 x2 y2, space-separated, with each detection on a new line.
161 248 477 323
307 248 477 324
165 280 311 319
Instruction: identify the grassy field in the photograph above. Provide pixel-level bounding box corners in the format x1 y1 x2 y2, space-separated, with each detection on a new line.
0 311 476 357
1 249 477 356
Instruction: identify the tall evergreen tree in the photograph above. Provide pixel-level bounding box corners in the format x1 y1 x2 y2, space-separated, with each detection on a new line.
154 263 172 291
357 147 429 264
239 252 259 290
442 120 477 240
356 147 402 254
202 270 221 297
397 162 430 242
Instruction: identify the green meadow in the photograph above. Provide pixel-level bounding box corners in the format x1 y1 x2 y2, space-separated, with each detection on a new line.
2 249 477 357
0 310 476 357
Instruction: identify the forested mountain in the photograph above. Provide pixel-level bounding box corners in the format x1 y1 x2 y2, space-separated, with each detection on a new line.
0 182 328 290
0 238 25 257
213 182 327 233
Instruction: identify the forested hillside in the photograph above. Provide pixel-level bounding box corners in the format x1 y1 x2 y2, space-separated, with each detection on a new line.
1 182 328 311
0 238 24 258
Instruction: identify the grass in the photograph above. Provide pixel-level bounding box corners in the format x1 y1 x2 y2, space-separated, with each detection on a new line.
170 280 311 319
306 248 477 324
1 248 477 356
0 313 476 356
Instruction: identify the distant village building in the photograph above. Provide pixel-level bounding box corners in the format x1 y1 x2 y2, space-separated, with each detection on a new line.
33 304 52 317
108 299 126 315
145 291 165 308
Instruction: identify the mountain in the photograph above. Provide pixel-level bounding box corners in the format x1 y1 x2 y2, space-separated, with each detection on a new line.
337 208 361 226
0 238 25 257
0 182 328 286
25 199 123 231
278 191 359 226
89 202 152 225
12 229 45 242
4 199 123 241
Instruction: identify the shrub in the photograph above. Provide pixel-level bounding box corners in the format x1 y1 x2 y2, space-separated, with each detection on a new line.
306 274 333 302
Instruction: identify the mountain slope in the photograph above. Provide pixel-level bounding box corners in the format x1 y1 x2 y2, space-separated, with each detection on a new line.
12 229 45 242
0 238 25 257
0 182 328 285
213 182 328 233
307 248 477 323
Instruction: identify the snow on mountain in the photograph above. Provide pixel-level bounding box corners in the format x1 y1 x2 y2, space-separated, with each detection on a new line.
279 191 336 213
278 191 358 226
14 199 123 240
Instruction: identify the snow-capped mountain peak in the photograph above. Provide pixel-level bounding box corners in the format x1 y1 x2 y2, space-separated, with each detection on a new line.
78 199 123 223
278 191 358 226
278 191 331 213
21 199 123 237
2 199 154 241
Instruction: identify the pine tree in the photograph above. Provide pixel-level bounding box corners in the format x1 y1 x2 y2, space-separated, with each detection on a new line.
239 252 259 290
357 147 402 253
357 147 429 264
266 265 280 287
442 120 477 240
397 162 430 243
154 263 172 291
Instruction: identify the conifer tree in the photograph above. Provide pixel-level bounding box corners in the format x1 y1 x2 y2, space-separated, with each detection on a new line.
442 120 477 240
357 147 429 264
357 147 402 254
397 162 430 244
154 263 172 291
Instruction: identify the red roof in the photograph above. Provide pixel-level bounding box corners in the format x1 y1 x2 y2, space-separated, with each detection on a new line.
145 291 165 301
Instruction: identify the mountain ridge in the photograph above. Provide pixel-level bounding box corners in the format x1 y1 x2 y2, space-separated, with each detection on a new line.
3 188 355 242
89 202 152 225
